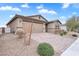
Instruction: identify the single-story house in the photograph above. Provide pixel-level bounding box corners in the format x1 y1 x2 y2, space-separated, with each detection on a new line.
0 27 5 34
47 20 62 33
60 24 67 31
6 14 62 33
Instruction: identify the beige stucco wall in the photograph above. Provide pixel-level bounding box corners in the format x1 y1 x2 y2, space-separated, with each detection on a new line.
0 28 2 34
30 16 46 21
7 18 23 33
7 17 46 33
47 22 61 33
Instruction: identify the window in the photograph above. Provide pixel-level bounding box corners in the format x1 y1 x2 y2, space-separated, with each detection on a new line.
55 25 59 29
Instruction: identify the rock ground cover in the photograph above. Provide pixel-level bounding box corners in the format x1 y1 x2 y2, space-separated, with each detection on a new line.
0 33 77 56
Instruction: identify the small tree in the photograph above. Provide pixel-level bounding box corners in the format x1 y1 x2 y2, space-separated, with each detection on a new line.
66 16 79 31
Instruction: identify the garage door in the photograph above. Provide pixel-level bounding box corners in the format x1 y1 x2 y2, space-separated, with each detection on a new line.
22 22 32 33
32 23 43 33
22 22 44 33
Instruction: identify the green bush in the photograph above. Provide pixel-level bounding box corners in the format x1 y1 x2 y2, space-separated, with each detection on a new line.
37 43 54 56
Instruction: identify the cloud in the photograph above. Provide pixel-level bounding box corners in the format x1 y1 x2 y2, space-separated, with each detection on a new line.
9 14 15 18
36 4 44 9
72 12 77 15
62 3 70 9
48 10 57 15
0 6 21 12
38 8 57 15
21 4 30 8
37 5 57 15
0 25 6 27
59 16 66 19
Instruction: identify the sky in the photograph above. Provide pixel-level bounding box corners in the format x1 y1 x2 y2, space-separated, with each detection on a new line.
0 3 79 27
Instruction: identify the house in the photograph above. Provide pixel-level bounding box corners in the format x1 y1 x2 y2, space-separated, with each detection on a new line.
7 14 47 33
60 24 67 32
6 14 62 33
47 20 62 34
0 27 5 34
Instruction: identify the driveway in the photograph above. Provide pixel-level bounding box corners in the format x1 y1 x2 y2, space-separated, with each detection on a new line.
61 38 79 56
31 33 77 55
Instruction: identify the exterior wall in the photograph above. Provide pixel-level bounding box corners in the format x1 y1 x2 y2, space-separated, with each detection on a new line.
7 18 23 33
0 28 5 34
60 25 67 31
30 16 39 20
43 23 46 32
30 16 46 21
5 28 11 33
0 28 2 34
47 22 61 33
22 22 46 33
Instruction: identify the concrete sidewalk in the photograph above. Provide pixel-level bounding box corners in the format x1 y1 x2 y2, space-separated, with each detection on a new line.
61 38 79 56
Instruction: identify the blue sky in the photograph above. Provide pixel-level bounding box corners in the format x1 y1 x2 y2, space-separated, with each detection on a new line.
0 3 79 27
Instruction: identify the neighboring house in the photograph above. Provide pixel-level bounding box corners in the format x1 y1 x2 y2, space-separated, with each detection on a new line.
47 20 62 33
60 24 67 31
0 27 5 34
6 14 62 33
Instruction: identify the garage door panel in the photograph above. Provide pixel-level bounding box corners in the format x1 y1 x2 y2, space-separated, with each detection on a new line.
22 22 44 33
23 22 32 33
32 23 43 33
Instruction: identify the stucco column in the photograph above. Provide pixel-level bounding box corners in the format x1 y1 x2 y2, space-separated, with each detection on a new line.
43 23 46 32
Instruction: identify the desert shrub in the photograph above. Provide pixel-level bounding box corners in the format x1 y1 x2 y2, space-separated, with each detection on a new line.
60 31 67 36
37 43 54 56
60 32 64 36
63 31 67 35
72 34 78 37
16 29 25 38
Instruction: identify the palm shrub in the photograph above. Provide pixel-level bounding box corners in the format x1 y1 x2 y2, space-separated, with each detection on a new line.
37 43 54 56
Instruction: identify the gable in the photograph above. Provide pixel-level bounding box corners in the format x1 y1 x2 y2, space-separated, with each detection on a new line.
28 15 48 22
7 14 47 26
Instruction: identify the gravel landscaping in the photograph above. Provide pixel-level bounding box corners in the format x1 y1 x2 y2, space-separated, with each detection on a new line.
0 33 77 56
0 34 39 56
